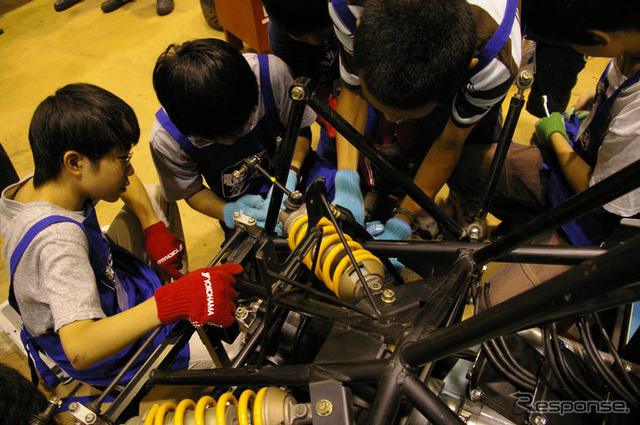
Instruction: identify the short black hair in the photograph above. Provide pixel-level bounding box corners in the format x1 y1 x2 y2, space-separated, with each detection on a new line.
354 0 476 110
262 0 331 37
29 83 139 188
0 364 48 425
153 38 259 141
523 0 640 46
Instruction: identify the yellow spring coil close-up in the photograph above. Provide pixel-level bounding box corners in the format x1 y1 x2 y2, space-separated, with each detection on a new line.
286 215 384 300
141 387 279 425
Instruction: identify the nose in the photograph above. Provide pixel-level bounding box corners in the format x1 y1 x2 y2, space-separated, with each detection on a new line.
127 164 135 176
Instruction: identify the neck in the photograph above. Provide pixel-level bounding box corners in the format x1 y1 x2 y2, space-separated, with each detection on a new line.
619 34 640 76
23 178 87 211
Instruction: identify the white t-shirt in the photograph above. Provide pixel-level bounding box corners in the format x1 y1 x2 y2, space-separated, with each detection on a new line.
588 60 640 217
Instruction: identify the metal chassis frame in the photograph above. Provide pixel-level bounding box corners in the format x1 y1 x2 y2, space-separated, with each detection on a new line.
90 78 640 425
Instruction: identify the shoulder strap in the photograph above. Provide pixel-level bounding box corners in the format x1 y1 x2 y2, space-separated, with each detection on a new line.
258 54 277 113
9 215 82 284
155 108 196 155
468 0 518 77
331 0 357 35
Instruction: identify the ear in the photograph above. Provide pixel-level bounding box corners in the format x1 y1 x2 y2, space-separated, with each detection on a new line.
587 29 611 46
468 57 479 70
62 151 84 176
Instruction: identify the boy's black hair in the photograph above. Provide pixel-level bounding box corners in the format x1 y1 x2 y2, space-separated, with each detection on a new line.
0 364 48 425
523 0 640 46
262 0 331 37
29 83 140 188
153 38 259 141
354 0 476 111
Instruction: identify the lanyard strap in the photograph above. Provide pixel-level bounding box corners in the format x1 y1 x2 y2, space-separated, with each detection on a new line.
331 0 357 35
468 0 518 77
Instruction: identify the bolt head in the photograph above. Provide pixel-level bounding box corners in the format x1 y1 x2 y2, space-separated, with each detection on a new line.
532 414 547 425
316 399 332 416
291 86 306 100
381 289 396 304
84 412 96 423
470 388 482 401
294 404 308 417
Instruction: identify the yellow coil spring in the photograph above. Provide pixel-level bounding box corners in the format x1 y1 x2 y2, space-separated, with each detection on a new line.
287 215 383 299
142 387 274 425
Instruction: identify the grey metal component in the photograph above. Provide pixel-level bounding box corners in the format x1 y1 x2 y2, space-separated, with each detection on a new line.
68 402 103 425
310 380 355 425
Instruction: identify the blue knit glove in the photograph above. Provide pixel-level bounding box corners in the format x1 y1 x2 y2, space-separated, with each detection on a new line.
535 112 569 151
371 217 412 240
332 169 365 224
366 217 411 276
222 194 269 228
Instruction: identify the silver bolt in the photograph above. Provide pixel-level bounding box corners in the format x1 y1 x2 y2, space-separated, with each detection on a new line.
291 86 306 101
235 306 248 320
469 389 482 401
69 402 79 412
294 404 308 418
381 289 396 304
468 227 480 243
247 216 256 225
316 399 332 417
232 170 242 180
84 413 96 423
233 211 241 219
532 414 547 425
625 364 633 373
49 396 63 408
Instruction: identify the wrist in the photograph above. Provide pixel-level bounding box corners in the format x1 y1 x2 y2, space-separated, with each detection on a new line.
392 207 415 226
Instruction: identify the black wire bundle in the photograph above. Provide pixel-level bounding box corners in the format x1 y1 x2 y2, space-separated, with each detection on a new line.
475 282 538 391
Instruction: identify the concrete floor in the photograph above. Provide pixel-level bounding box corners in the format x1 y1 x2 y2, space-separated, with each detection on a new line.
0 0 610 421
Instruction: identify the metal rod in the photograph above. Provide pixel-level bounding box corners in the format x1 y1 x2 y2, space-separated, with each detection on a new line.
307 93 464 239
402 374 465 425
402 231 640 366
477 71 531 220
473 157 640 266
272 238 605 265
150 359 389 387
265 77 312 232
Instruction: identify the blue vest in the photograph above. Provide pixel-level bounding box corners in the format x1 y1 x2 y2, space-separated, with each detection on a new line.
546 61 640 246
8 204 189 388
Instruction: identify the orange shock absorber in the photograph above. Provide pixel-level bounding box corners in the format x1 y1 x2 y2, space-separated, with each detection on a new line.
140 387 298 425
282 206 385 301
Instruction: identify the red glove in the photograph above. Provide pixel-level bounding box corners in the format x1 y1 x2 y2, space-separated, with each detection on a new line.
142 221 185 281
154 263 243 328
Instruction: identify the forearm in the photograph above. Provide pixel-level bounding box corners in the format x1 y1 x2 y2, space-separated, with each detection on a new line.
336 86 368 171
291 134 311 171
185 187 227 221
551 132 592 193
397 121 473 223
120 173 159 229
58 298 161 370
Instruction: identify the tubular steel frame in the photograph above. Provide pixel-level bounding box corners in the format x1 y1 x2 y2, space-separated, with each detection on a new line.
84 78 640 425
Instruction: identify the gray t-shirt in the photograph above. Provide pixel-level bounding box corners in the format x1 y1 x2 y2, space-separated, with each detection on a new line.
149 53 317 202
0 176 106 336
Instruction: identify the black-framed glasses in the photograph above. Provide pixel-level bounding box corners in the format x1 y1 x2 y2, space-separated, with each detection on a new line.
118 152 133 168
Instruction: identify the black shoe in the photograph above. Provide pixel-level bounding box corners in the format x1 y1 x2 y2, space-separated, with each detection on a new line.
156 0 173 15
200 0 222 31
101 0 131 13
54 0 81 12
